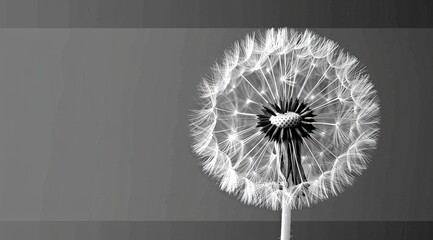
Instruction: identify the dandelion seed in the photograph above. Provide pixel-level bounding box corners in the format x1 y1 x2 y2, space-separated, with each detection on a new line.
190 28 380 240
228 133 237 142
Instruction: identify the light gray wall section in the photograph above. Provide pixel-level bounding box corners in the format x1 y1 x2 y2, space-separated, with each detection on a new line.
0 29 431 220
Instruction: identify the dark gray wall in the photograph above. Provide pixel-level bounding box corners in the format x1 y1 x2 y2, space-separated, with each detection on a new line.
0 29 432 221
0 0 432 27
0 222 432 240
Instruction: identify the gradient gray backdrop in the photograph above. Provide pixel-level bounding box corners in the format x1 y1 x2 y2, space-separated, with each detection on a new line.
0 0 432 27
0 28 432 221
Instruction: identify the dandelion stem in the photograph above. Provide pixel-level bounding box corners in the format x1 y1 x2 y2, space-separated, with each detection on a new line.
281 199 291 240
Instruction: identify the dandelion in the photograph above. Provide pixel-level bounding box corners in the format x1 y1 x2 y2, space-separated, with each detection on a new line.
190 28 380 239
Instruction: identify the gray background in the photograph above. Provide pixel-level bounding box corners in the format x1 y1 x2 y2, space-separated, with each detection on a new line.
0 28 432 221
0 0 431 28
0 222 431 240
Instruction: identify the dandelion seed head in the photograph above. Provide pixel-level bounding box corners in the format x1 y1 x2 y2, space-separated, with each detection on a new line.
190 28 380 210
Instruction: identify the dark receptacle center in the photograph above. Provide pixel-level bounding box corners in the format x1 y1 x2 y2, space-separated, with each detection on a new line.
256 98 316 188
256 97 316 143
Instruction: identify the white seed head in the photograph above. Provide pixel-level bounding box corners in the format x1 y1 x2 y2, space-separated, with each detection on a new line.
190 28 380 211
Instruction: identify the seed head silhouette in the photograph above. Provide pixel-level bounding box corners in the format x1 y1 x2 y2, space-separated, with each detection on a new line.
190 28 380 239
